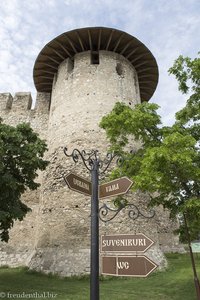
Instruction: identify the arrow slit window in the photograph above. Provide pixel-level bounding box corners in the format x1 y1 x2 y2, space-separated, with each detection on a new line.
116 63 124 77
91 51 99 64
53 73 57 87
67 58 74 73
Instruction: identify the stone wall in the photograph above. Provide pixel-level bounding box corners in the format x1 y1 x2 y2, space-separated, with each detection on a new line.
0 50 182 275
0 92 50 267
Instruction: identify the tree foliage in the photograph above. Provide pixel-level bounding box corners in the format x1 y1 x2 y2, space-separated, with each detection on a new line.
0 120 48 242
100 52 200 241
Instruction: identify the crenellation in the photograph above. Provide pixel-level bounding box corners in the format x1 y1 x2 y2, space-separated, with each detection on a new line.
0 93 13 111
34 92 51 114
12 92 32 111
0 92 50 139
0 92 51 115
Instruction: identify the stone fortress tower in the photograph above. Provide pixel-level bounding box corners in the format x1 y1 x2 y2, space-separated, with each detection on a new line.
0 27 181 275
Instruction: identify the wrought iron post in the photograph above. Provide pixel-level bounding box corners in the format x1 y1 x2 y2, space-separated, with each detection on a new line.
90 158 99 300
64 148 155 299
64 148 117 300
99 199 155 223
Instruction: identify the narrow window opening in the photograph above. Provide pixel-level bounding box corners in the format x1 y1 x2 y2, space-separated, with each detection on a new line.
116 63 124 77
53 73 57 87
91 51 99 64
67 58 74 73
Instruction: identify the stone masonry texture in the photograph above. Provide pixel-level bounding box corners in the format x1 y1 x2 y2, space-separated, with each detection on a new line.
0 50 183 276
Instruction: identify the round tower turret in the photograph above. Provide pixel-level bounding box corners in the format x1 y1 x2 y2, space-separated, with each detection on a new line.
29 27 169 276
33 27 158 102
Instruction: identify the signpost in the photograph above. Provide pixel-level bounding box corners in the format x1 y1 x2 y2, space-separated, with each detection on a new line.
101 233 154 253
63 170 134 299
102 255 157 277
99 177 133 199
63 149 156 299
64 172 92 196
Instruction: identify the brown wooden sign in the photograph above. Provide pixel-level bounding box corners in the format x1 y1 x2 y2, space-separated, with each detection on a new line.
64 172 92 196
64 173 133 199
102 255 157 277
99 177 133 199
101 233 154 253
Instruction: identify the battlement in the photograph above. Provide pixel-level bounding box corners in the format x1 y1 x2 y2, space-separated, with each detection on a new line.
0 92 50 114
0 92 51 138
0 93 13 111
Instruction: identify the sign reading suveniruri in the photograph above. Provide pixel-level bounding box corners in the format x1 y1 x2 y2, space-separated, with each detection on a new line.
102 255 157 277
101 233 154 253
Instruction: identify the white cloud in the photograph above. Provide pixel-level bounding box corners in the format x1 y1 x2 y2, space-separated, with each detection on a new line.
0 0 199 124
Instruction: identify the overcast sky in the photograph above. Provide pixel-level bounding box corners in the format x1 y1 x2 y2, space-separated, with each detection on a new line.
0 0 199 125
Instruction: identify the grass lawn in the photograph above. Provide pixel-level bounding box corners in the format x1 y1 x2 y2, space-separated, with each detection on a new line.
0 253 199 300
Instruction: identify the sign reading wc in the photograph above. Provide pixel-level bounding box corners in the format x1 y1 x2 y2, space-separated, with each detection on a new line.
102 256 157 277
101 233 154 253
